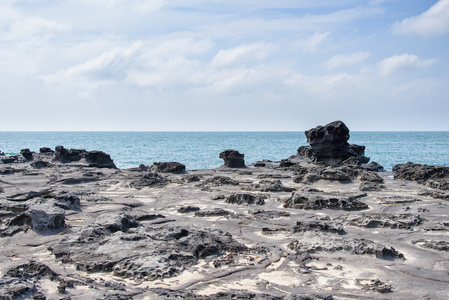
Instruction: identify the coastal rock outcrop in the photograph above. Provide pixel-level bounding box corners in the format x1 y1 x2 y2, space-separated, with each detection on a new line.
49 216 248 280
53 146 117 168
303 121 370 166
284 189 368 210
150 161 186 174
393 162 449 190
219 149 246 168
20 149 34 161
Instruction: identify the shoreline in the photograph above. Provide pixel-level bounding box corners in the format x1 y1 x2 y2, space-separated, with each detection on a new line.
1 122 449 299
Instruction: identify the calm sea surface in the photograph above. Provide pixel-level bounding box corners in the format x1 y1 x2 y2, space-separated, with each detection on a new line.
0 132 448 170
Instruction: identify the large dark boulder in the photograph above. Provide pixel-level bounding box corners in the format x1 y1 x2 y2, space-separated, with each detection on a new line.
54 146 84 162
150 162 186 174
83 150 117 168
219 149 246 168
20 149 34 161
304 121 369 166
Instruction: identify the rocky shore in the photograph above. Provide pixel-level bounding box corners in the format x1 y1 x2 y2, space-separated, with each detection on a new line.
1 121 448 299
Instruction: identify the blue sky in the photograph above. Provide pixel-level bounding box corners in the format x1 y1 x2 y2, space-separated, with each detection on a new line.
1 0 448 131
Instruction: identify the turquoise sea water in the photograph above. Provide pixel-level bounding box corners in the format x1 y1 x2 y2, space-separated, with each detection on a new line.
0 132 448 170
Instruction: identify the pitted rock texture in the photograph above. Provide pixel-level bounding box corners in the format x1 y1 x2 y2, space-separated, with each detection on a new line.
150 162 186 174
225 193 268 206
337 213 423 229
284 190 368 210
49 213 248 280
289 233 405 260
393 162 449 190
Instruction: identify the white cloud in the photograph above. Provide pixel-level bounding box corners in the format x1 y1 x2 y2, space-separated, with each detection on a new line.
325 52 370 69
378 54 438 76
298 32 331 52
210 42 277 67
72 0 165 12
392 0 449 37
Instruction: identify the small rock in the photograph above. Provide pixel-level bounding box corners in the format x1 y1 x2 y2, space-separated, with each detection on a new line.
150 162 186 174
219 149 246 168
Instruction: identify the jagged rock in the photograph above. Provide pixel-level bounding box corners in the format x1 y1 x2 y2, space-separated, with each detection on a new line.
195 208 233 217
49 223 247 281
359 171 383 183
305 121 369 166
180 174 202 183
418 189 449 200
0 150 4 155
279 159 296 167
219 149 246 168
28 201 66 233
297 146 314 158
134 214 166 221
150 162 186 174
245 180 295 192
198 176 239 187
225 193 267 205
359 181 385 191
0 154 26 164
249 210 290 219
130 173 167 189
337 213 423 229
421 240 449 251
53 146 116 168
20 149 34 161
151 288 334 299
284 190 368 210
289 234 404 260
362 161 384 172
393 162 449 190
30 160 52 169
356 279 393 293
83 150 117 168
93 213 139 233
378 196 421 204
177 206 200 213
321 168 351 181
293 221 345 234
39 147 54 154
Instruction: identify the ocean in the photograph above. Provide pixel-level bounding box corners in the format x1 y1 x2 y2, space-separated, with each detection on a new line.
0 131 448 170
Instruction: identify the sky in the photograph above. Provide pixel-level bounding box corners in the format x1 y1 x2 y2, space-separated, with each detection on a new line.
1 0 448 131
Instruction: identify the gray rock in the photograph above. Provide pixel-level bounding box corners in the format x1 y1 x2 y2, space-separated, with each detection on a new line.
359 171 383 183
393 162 449 190
53 146 117 168
28 201 66 232
225 193 267 205
39 147 54 154
359 181 385 191
0 154 26 164
130 173 167 189
177 206 200 213
337 213 423 229
93 213 139 233
219 149 246 168
20 149 34 161
49 223 247 281
150 162 186 174
30 160 53 169
195 208 233 217
284 190 368 210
